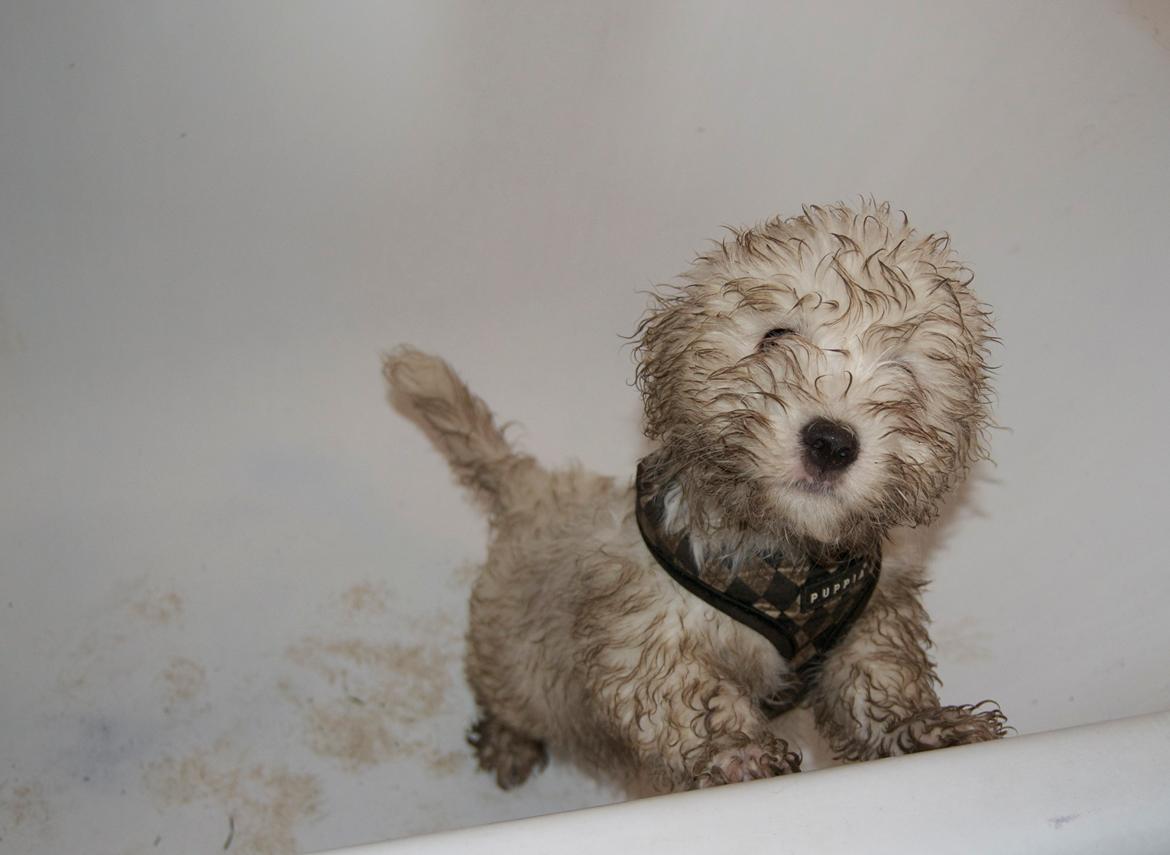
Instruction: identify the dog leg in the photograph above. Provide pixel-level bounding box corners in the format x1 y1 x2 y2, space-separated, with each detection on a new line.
673 683 803 790
811 572 1007 761
594 663 802 792
467 714 548 790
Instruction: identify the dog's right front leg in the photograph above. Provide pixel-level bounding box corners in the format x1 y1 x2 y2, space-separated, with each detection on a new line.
591 658 801 792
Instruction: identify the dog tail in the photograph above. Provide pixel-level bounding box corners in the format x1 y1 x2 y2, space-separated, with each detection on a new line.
383 347 536 518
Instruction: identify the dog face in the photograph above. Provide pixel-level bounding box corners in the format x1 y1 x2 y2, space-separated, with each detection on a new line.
636 202 993 544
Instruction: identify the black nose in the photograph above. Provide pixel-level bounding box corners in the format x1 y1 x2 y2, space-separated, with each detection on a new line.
800 418 859 474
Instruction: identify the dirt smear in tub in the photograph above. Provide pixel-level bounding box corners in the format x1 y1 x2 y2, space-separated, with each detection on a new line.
144 743 321 855
337 582 389 616
0 780 52 840
130 588 184 625
158 657 207 706
283 636 459 772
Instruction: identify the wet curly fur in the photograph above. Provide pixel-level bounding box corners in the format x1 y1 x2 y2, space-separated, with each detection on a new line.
384 201 1008 795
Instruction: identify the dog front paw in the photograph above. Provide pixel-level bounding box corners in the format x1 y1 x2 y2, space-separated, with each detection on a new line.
693 738 802 788
891 702 1009 754
468 715 548 790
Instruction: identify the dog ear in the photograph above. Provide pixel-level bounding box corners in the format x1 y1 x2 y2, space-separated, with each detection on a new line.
928 267 997 480
632 286 707 441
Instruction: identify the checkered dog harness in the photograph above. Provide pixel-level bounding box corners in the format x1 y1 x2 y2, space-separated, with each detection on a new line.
635 459 881 684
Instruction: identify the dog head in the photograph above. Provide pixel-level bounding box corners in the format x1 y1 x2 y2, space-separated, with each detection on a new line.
635 201 993 545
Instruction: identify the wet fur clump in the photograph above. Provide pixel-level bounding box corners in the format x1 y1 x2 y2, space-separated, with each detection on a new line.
385 200 1007 795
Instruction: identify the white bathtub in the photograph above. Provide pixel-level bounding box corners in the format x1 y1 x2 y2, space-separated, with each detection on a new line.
2 2 1169 854
318 712 1170 855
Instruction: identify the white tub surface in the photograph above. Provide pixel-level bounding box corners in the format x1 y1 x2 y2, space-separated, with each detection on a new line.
2 2 1169 854
320 711 1170 855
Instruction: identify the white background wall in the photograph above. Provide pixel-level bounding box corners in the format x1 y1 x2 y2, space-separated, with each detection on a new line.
1 2 1168 853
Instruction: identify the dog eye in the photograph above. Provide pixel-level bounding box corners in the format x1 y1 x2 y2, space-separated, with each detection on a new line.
759 328 794 348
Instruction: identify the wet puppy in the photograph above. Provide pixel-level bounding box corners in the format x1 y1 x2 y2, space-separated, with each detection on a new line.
386 201 1006 795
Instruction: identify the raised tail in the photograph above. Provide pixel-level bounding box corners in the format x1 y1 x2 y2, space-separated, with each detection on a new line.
383 346 534 518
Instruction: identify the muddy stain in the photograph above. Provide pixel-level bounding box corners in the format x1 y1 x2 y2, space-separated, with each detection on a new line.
285 637 454 770
405 609 460 639
145 750 320 855
158 657 207 705
0 780 51 835
58 580 179 694
424 749 467 777
131 589 184 625
301 702 409 771
338 582 388 616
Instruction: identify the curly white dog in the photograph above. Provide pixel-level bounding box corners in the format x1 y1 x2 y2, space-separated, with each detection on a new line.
386 200 1007 795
